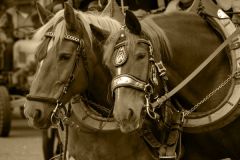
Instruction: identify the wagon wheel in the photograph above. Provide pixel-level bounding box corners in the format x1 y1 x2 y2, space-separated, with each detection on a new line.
0 86 11 137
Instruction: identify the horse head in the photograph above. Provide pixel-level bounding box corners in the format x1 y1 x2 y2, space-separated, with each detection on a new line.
92 10 165 133
24 3 100 129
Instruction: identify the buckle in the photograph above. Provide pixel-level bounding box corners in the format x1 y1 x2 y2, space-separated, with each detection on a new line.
159 152 176 160
155 61 166 77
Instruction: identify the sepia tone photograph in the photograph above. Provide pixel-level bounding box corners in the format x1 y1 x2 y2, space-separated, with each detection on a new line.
0 0 239 159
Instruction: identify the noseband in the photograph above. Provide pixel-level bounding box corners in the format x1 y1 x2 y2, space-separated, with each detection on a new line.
111 28 167 119
26 32 87 122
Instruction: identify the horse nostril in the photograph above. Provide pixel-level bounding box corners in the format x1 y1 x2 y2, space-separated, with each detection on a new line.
128 108 134 120
33 109 42 120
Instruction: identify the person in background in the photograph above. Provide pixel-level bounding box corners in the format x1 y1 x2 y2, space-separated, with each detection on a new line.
0 0 41 89
215 0 240 26
0 0 39 43
0 0 39 71
165 0 193 13
113 0 167 18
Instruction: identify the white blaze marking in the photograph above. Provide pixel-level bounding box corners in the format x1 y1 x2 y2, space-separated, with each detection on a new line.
116 67 122 99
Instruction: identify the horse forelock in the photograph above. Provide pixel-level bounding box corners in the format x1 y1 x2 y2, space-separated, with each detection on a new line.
140 17 173 63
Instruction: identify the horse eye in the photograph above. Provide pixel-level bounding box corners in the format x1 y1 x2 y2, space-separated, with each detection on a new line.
136 52 146 59
58 53 72 61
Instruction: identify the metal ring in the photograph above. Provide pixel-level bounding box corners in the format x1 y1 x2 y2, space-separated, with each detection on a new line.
146 105 157 119
144 84 153 94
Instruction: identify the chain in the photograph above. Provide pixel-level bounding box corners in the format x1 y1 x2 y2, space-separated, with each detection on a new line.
184 71 238 117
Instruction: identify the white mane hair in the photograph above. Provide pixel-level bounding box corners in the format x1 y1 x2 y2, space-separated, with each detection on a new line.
33 9 121 48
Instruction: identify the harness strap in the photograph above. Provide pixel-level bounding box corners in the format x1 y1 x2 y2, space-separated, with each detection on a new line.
111 74 148 93
26 95 57 104
151 27 240 108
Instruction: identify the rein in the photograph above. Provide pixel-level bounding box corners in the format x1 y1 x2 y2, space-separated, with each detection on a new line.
151 27 240 117
111 25 240 160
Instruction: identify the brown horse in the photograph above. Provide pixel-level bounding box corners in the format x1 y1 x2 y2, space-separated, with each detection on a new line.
95 9 240 159
24 3 156 160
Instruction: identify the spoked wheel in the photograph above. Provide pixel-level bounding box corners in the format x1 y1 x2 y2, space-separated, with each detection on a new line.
0 86 11 137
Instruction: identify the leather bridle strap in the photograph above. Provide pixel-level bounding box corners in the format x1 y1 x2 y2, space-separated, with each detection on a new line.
111 38 153 94
26 95 57 105
151 27 240 108
111 74 149 93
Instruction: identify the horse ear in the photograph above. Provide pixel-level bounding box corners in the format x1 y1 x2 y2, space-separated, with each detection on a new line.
36 2 53 25
64 2 78 31
125 10 141 35
90 24 110 43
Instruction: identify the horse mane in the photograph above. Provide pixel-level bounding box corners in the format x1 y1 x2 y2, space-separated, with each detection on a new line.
33 9 121 61
140 16 173 63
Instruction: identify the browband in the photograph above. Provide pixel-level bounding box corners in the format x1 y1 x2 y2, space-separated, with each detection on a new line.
45 31 80 43
114 38 152 50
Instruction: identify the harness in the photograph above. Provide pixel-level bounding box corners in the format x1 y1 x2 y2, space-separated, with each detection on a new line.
26 31 115 160
111 27 183 160
111 8 240 158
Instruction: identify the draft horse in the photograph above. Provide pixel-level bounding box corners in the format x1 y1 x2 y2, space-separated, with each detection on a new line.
24 3 156 160
97 9 240 160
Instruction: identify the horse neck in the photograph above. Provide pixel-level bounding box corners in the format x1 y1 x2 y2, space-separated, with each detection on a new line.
151 13 231 111
87 62 112 107
85 38 112 108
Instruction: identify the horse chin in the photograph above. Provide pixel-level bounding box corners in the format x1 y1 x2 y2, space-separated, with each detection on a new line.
119 119 143 133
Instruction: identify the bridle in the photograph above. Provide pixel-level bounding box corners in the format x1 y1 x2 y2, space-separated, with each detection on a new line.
26 31 88 123
111 27 167 119
25 30 111 160
110 27 184 160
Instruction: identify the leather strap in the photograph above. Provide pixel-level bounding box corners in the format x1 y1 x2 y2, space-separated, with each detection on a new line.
111 74 148 93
